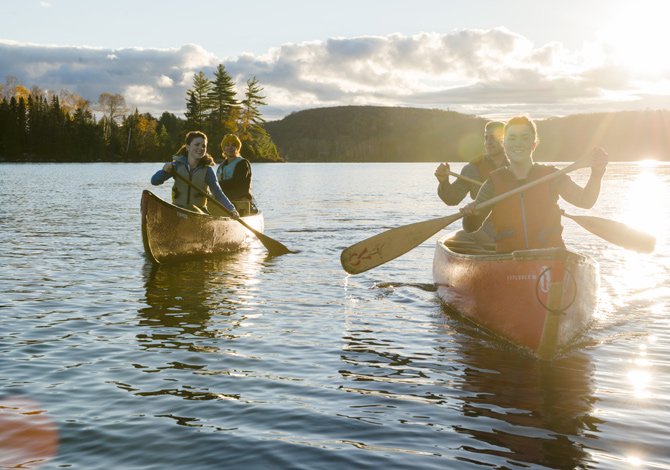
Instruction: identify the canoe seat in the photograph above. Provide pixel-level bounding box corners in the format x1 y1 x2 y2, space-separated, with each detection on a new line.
444 239 496 255
232 200 252 216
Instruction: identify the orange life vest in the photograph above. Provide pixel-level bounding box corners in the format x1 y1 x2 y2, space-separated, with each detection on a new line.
473 155 499 181
490 164 565 253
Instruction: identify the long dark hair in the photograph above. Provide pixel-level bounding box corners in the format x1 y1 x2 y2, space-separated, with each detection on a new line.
176 131 215 166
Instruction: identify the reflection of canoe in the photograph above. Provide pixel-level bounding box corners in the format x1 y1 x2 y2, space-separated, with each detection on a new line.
433 234 599 358
140 190 264 264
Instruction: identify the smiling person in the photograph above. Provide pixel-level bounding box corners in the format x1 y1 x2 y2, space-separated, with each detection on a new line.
216 134 256 216
435 121 507 234
150 130 239 218
435 122 507 203
460 115 608 253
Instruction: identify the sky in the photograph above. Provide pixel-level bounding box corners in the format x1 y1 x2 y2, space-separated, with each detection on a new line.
2 0 670 121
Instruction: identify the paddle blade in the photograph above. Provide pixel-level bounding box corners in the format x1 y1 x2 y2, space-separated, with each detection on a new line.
237 218 295 256
340 213 463 274
256 232 295 256
564 213 656 253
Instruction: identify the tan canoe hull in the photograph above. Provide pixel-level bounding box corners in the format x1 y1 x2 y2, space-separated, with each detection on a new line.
141 190 264 264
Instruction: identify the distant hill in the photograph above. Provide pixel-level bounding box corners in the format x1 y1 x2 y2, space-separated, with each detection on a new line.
264 106 670 162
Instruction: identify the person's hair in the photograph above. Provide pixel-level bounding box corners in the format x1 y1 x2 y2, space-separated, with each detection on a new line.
504 115 538 143
220 134 242 153
485 121 505 132
176 131 214 166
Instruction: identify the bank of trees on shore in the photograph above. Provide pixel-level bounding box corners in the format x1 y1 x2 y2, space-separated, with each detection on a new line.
0 66 281 162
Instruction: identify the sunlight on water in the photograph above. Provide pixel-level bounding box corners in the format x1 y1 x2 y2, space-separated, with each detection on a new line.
606 164 668 305
620 163 668 239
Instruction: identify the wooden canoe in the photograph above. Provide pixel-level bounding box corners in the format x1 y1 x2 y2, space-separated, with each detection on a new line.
433 234 599 358
141 190 264 264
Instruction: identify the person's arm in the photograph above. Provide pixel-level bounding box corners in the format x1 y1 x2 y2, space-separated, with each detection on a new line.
558 148 608 208
437 163 481 205
461 179 494 231
151 163 174 185
205 168 239 216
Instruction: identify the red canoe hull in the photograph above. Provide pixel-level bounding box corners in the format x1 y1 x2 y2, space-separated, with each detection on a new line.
433 235 599 358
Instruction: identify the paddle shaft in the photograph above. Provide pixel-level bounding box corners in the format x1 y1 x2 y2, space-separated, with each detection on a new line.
447 170 482 187
170 170 294 256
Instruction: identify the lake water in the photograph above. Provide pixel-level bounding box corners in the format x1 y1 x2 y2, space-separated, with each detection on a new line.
1 161 669 469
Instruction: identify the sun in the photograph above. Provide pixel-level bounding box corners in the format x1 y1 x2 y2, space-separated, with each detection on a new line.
597 1 670 75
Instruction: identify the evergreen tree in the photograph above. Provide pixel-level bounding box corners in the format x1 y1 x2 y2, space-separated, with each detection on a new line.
240 76 267 141
184 71 213 130
207 64 239 138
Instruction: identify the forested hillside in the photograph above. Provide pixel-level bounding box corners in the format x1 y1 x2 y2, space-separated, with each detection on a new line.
264 106 670 162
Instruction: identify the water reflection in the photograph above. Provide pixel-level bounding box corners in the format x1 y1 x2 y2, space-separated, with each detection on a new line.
439 310 601 469
126 250 267 402
138 250 266 352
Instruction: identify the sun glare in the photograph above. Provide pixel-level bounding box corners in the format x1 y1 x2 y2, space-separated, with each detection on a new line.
619 168 667 237
598 3 670 75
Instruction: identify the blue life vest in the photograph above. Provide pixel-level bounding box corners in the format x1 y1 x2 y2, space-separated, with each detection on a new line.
217 156 243 181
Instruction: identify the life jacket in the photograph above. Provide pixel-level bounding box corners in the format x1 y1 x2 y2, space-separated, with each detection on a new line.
473 155 499 181
216 156 244 181
468 155 506 198
217 156 252 201
489 164 564 253
171 155 211 211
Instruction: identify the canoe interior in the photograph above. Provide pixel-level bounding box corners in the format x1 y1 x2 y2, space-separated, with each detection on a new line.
141 190 264 264
433 234 599 359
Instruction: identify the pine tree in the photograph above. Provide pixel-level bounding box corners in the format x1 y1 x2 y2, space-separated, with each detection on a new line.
240 76 267 141
184 71 213 130
208 64 239 137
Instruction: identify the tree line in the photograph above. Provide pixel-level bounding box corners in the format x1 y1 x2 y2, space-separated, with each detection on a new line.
264 105 670 162
0 66 282 162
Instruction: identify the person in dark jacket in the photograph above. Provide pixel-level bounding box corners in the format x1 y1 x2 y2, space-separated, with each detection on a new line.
216 134 256 215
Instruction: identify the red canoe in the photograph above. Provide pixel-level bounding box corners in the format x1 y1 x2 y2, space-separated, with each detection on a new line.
141 190 264 264
433 234 599 358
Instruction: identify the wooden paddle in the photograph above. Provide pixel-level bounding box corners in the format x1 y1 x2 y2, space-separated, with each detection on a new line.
447 170 482 186
170 170 295 256
448 168 656 254
562 213 655 253
340 159 588 274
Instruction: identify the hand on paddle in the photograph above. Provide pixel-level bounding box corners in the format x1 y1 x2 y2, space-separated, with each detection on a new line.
163 162 175 173
460 201 477 216
587 147 608 177
434 162 451 183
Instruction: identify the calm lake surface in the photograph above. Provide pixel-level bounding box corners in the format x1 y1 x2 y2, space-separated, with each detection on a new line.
1 161 669 469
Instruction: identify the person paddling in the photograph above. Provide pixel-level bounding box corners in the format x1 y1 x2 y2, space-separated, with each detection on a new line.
435 121 508 241
460 115 608 252
216 134 256 216
150 131 240 218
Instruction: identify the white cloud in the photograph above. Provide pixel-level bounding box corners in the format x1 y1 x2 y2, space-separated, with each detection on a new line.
125 85 161 104
157 75 173 88
0 27 667 121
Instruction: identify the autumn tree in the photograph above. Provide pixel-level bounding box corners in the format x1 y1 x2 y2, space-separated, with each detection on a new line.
97 92 128 142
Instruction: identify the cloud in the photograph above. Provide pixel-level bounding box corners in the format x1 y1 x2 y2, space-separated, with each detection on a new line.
0 28 666 121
